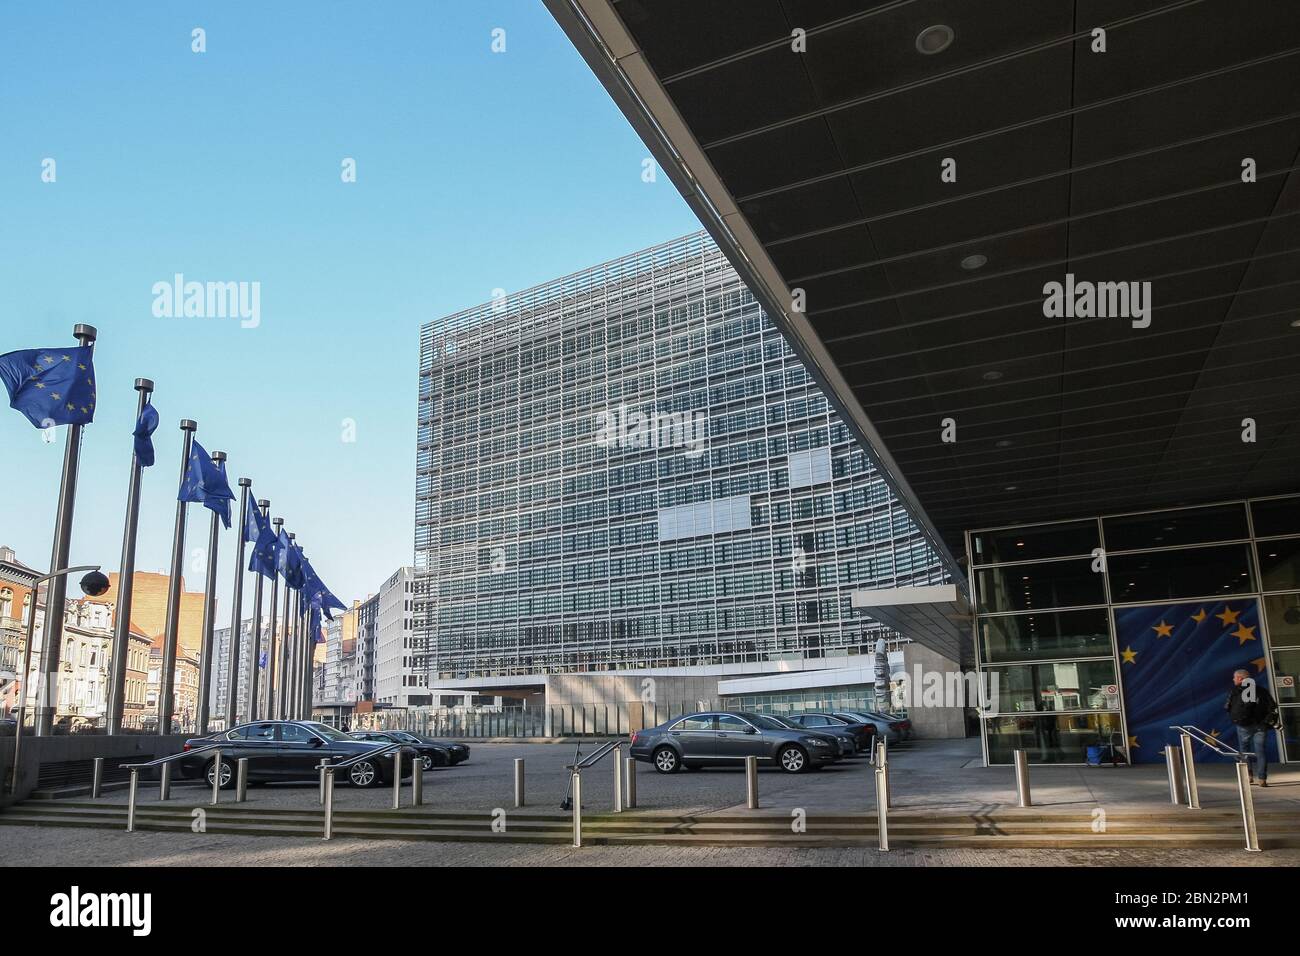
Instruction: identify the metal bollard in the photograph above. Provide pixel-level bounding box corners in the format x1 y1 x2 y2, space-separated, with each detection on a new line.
236 758 249 803
613 750 624 812
91 757 104 799
745 755 759 810
1235 761 1261 852
210 749 222 806
159 761 172 801
1013 749 1031 808
319 761 329 805
1180 732 1200 809
876 741 892 808
412 760 423 807
625 757 636 809
126 769 139 832
1165 745 1184 805
514 758 525 808
875 762 890 851
392 749 402 809
323 769 335 840
571 772 582 848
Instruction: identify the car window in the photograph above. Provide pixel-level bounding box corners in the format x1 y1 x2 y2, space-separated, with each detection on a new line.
280 723 314 743
801 715 827 726
716 715 748 732
675 715 715 731
240 723 276 741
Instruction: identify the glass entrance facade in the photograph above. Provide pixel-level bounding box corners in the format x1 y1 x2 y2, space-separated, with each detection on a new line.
969 494 1300 765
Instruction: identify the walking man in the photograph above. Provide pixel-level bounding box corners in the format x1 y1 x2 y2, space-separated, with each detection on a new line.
1225 669 1277 786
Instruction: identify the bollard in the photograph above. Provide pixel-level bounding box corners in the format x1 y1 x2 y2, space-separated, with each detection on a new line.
323 769 335 840
1165 745 1184 805
412 759 423 807
126 769 139 832
159 761 172 801
745 755 759 809
613 750 624 812
319 761 329 806
625 757 636 809
392 749 402 809
1013 749 1031 808
514 758 525 808
91 757 104 799
876 740 891 808
1235 761 1261 852
210 749 222 806
236 758 249 803
875 762 890 852
1180 732 1200 809
571 772 582 848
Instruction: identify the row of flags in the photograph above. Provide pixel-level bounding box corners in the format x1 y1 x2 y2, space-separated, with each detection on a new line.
1 342 345 646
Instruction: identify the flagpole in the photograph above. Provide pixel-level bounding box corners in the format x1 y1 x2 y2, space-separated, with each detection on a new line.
288 591 300 719
224 478 251 729
159 419 197 736
264 517 283 719
278 533 295 720
302 605 313 720
244 499 269 723
34 324 97 737
106 377 153 735
194 449 225 736
298 595 308 719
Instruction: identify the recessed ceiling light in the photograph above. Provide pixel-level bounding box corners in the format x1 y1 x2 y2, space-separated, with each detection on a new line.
1005 485 1018 492
916 24 955 55
982 370 1003 381
1291 318 1300 328
996 439 1014 448
960 253 988 271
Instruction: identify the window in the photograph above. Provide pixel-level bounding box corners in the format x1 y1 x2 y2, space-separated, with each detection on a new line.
1103 503 1248 552
673 715 714 731
970 521 1098 565
716 715 749 733
975 559 1105 614
1108 544 1255 603
280 724 314 743
978 609 1113 664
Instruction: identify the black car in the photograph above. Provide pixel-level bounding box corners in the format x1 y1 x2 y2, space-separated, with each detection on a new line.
785 713 876 753
629 711 843 773
350 730 450 771
179 720 416 789
398 732 470 765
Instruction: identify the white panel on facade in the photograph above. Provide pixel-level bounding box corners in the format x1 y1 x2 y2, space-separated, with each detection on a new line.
789 446 832 489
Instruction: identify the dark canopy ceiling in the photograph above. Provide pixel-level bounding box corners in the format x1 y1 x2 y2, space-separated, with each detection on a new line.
547 0 1300 570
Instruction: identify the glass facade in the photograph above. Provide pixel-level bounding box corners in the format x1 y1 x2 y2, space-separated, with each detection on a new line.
969 494 1300 765
414 232 947 680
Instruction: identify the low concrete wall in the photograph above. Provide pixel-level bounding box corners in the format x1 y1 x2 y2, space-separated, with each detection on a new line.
0 734 188 806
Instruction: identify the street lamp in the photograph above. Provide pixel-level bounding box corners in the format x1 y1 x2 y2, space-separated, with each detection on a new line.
8 564 108 793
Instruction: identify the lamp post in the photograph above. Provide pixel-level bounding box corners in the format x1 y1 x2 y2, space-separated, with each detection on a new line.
9 565 109 793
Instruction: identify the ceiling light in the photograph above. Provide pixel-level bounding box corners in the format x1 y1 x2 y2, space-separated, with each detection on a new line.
1005 485 1018 492
961 253 988 271
982 370 1003 381
1291 318 1300 328
996 439 1014 448
916 24 955 55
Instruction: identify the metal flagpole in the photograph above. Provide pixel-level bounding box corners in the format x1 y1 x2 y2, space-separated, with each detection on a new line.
160 420 197 736
194 450 225 736
286 586 299 719
34 324 97 737
225 478 251 728
302 604 314 720
278 533 295 719
106 378 153 735
291 592 302 719
244 499 269 723
264 517 283 719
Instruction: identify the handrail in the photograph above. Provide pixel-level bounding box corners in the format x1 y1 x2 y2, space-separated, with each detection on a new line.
120 743 223 769
1170 724 1245 759
568 738 622 771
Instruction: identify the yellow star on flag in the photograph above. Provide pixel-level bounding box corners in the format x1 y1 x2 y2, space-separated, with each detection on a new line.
1128 735 1140 750
1231 624 1257 645
1252 658 1268 673
1191 609 1207 623
1215 606 1241 627
1152 621 1174 638
1121 646 1138 664
1207 728 1221 741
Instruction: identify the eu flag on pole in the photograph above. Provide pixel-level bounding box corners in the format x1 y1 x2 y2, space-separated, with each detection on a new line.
259 650 268 668
178 438 236 528
310 604 325 645
133 403 159 467
0 345 97 428
284 543 305 591
302 558 346 619
244 494 265 544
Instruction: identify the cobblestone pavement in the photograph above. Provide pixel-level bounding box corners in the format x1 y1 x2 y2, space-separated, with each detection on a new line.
2 824 1296 867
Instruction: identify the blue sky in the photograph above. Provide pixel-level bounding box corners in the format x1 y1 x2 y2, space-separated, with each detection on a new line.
0 1 699 606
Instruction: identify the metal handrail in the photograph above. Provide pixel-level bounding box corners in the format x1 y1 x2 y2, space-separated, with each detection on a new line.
568 738 623 771
119 743 223 769
1170 724 1245 759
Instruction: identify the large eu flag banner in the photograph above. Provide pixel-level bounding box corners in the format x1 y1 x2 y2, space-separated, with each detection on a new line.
1116 599 1278 764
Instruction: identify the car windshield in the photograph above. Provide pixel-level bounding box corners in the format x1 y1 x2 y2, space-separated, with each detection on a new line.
750 714 794 730
302 722 353 741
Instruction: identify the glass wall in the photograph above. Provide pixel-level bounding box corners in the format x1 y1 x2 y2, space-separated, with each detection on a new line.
969 495 1300 764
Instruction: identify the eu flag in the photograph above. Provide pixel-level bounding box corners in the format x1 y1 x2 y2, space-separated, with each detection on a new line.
178 438 236 528
284 542 305 590
0 345 97 428
302 558 346 619
248 522 279 579
310 604 325 645
133 403 159 467
243 494 265 544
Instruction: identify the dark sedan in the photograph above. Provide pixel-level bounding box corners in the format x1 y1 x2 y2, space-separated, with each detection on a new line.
397 732 470 765
786 713 876 753
350 730 451 771
179 720 416 789
629 711 842 773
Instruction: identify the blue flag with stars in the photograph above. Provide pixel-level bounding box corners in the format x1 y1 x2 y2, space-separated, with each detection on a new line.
302 558 347 620
248 520 279 579
133 403 159 467
0 345 97 428
243 494 265 544
178 439 236 529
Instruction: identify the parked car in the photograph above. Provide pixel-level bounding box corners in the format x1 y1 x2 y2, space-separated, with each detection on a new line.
785 713 876 753
397 732 470 765
833 711 910 746
0 717 16 736
629 711 842 774
179 719 416 789
350 730 450 771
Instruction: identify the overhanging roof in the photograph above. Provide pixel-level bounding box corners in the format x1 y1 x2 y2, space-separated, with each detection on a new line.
850 583 970 665
545 0 1300 575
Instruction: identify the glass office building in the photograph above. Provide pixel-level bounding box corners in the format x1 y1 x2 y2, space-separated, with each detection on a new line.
970 494 1300 765
415 232 947 682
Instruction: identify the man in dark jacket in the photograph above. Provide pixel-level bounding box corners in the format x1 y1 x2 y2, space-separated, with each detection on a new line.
1225 669 1276 786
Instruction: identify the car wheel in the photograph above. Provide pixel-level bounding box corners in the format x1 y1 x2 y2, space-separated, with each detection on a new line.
349 759 381 788
205 758 235 790
421 754 435 772
778 745 808 774
652 746 680 774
